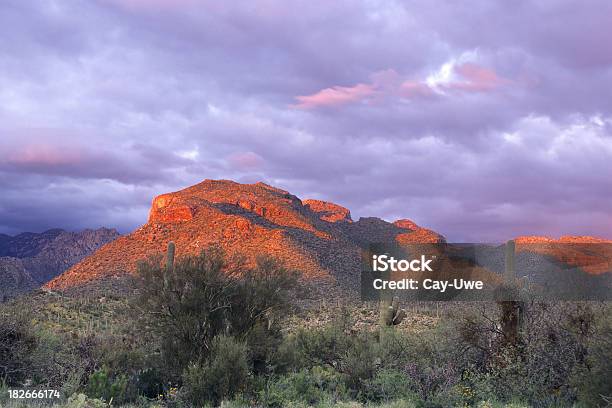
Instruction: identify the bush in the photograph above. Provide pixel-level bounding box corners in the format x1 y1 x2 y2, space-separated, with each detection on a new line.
229 255 301 336
134 368 165 399
376 328 413 369
29 329 82 388
62 393 108 408
182 335 250 406
260 366 348 407
287 316 354 370
390 326 460 404
245 320 284 375
85 368 129 404
340 336 377 393
134 246 299 381
572 309 612 407
0 308 109 393
360 369 415 403
0 311 37 386
455 302 612 407
273 316 465 404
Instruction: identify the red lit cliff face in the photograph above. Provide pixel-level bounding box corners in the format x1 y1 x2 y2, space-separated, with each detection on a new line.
45 180 445 290
148 194 194 223
515 235 612 275
303 199 352 223
515 236 612 244
393 219 445 244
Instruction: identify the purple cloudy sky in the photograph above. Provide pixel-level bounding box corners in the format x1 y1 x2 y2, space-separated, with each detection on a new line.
1 0 611 241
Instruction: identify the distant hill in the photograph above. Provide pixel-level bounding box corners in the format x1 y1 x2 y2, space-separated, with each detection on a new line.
0 228 120 300
514 235 612 275
45 180 444 291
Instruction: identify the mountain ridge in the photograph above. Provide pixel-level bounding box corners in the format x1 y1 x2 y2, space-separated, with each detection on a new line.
0 228 120 300
44 179 611 292
45 179 444 290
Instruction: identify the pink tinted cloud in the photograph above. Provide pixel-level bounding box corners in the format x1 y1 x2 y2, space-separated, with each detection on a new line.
292 83 377 109
293 64 509 109
400 80 435 98
446 63 509 92
7 144 83 167
227 151 264 170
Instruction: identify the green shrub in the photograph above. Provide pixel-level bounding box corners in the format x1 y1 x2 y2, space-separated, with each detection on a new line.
388 326 460 404
288 317 355 370
94 333 147 375
0 311 37 386
572 310 612 407
376 328 415 370
62 393 108 408
360 369 415 403
134 246 299 381
340 336 377 393
182 335 250 406
473 402 531 408
260 366 348 407
269 333 303 374
455 302 612 407
134 368 165 399
245 320 283 375
85 368 129 404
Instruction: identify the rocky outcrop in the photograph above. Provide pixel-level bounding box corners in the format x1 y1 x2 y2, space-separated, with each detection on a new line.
0 228 120 300
46 180 444 290
393 219 420 231
515 235 612 244
303 199 352 223
515 235 612 275
394 219 446 244
148 194 195 223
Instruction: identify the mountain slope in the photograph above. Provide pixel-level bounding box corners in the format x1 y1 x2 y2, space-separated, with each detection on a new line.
0 228 120 299
515 235 612 275
0 258 36 301
46 180 444 290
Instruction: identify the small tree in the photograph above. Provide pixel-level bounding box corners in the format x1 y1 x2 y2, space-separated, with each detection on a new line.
182 335 249 406
0 311 37 386
133 244 300 381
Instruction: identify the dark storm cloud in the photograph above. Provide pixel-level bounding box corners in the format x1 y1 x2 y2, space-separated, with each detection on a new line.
0 0 611 241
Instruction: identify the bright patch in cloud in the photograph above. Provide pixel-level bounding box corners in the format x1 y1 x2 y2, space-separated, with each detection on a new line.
426 61 456 91
177 149 199 161
448 63 508 92
293 57 509 109
292 83 377 109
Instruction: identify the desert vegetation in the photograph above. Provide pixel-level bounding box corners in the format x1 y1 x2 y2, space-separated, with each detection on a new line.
0 247 610 407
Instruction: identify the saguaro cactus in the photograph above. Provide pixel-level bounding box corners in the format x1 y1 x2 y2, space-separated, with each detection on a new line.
379 296 406 326
504 239 515 284
166 241 176 272
164 241 175 288
498 239 524 346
